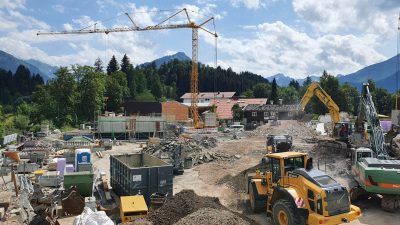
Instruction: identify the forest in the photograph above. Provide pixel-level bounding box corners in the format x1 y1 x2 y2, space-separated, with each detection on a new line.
0 54 396 137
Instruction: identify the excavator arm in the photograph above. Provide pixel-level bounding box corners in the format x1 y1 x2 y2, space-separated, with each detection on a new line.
298 82 340 123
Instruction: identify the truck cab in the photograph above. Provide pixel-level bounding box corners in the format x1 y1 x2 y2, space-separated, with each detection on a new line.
350 147 374 167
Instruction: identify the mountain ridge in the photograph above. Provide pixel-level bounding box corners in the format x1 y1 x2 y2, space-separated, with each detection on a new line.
0 50 56 81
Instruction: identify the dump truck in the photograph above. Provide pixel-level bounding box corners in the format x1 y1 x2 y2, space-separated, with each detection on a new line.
120 195 148 223
266 135 293 154
248 152 361 225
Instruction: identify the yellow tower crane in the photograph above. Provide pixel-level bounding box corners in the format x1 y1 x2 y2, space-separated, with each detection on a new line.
37 8 218 129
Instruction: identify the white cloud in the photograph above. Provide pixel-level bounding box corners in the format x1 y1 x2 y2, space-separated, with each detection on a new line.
0 0 25 10
52 4 64 13
206 21 385 78
229 0 281 9
293 0 399 36
125 3 158 27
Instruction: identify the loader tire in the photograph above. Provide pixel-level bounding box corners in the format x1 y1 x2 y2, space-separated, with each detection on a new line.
249 182 266 213
272 199 303 225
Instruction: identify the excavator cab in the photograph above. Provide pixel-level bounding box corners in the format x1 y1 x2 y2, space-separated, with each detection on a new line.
333 122 352 142
248 152 361 225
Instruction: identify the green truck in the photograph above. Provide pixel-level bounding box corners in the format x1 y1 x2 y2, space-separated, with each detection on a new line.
350 84 400 212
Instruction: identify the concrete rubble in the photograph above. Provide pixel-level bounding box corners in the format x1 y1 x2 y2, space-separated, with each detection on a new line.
142 136 238 165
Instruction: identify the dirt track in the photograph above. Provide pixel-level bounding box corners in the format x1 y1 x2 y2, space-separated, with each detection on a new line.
173 120 400 225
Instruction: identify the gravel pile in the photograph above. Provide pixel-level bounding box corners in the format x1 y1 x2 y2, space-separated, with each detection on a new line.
174 208 250 225
147 190 258 225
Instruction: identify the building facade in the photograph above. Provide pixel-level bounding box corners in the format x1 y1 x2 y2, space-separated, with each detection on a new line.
243 104 298 125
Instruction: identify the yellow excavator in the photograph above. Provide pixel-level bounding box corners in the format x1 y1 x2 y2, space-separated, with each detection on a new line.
248 152 361 225
298 82 352 150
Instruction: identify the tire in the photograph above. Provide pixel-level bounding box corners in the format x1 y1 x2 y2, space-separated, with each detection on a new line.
249 182 266 213
272 199 303 225
381 195 396 213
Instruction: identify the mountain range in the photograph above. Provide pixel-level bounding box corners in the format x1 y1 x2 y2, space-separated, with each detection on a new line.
1 49 400 92
0 50 57 81
266 54 400 92
140 52 191 68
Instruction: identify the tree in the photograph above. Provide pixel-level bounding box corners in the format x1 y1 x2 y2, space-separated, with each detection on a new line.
75 66 106 122
253 83 269 98
242 89 254 98
231 104 244 121
270 78 278 104
136 89 156 102
120 54 132 74
315 70 345 115
51 67 77 126
340 83 359 115
94 57 103 72
135 70 147 93
278 86 299 104
31 85 56 124
288 79 300 91
149 73 163 100
107 55 119 75
105 71 129 112
14 114 30 131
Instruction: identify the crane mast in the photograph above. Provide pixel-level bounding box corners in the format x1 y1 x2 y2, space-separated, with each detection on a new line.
37 8 218 129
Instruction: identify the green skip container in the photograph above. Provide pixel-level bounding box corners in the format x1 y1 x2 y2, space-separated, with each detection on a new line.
63 171 94 197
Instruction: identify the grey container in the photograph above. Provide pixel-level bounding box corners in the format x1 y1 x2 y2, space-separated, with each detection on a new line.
77 163 93 172
110 153 173 204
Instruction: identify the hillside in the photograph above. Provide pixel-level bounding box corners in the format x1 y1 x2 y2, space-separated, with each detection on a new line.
338 54 399 92
140 52 191 68
0 50 56 81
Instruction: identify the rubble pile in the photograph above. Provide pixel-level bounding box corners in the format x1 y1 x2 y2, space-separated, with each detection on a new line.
142 136 236 165
147 190 257 225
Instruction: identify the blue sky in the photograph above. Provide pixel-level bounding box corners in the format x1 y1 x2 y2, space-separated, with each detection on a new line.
0 0 399 78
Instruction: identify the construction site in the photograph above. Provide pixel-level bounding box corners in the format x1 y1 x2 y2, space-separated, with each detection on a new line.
2 5 400 225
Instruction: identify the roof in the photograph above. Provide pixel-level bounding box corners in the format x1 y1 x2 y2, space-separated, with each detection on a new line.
120 196 148 212
123 101 162 115
211 98 267 119
267 151 307 158
180 92 236 99
244 104 298 112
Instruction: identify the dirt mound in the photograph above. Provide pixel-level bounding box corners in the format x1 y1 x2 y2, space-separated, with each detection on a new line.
147 190 258 225
174 207 250 225
217 163 267 193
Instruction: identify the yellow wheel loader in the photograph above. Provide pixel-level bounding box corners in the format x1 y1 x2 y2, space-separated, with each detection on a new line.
247 152 361 225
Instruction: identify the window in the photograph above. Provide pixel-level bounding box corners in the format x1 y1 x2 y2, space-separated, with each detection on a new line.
308 189 315 211
252 112 257 117
283 156 304 173
271 158 281 183
264 112 269 116
357 152 372 162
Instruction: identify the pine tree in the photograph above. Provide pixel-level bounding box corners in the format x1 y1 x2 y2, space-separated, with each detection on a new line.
94 57 103 72
270 78 278 104
107 55 119 75
120 54 132 74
